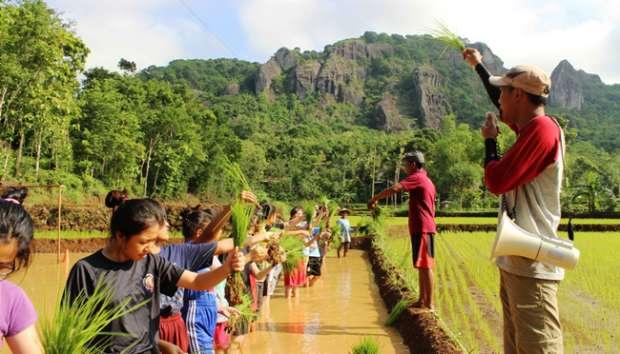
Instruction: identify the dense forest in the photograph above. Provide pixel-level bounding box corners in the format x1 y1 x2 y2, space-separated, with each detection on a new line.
1 0 618 212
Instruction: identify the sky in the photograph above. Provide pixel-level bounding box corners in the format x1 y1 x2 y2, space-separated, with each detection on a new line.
47 0 620 84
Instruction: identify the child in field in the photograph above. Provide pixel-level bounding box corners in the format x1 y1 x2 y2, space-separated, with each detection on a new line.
0 189 43 354
63 198 245 354
336 208 352 258
282 207 309 298
305 225 323 286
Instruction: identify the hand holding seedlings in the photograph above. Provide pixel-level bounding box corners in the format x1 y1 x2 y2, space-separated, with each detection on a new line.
462 47 482 68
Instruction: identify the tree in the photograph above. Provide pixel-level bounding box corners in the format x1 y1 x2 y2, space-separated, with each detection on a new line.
118 58 137 74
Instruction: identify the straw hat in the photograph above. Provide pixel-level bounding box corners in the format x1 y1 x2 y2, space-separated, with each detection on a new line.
338 208 351 216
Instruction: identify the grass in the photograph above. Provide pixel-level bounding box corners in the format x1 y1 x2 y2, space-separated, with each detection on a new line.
350 337 379 354
346 216 620 226
375 228 620 353
35 217 619 240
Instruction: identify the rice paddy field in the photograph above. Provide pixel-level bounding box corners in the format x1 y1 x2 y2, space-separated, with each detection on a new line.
375 225 620 353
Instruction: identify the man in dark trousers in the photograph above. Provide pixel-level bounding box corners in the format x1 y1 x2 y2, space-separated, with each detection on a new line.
368 151 437 309
464 48 565 353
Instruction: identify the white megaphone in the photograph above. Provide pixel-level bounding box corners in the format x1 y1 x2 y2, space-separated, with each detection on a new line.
491 212 580 270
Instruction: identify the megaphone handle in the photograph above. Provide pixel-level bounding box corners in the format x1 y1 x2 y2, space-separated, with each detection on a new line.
501 194 517 220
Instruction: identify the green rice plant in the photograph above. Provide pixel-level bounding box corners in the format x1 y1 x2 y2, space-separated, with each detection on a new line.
279 235 304 273
350 337 379 354
303 202 316 227
221 156 251 194
228 293 257 336
40 280 148 354
230 201 254 247
430 21 466 56
385 296 416 326
228 201 255 306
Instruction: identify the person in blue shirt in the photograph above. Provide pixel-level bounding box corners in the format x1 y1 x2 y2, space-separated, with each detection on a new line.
336 209 352 258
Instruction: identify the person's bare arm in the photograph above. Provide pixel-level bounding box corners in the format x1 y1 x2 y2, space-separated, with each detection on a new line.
6 325 43 354
177 248 245 290
368 184 403 209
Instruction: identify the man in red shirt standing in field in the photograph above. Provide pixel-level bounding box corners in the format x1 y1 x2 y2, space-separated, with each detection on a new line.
464 48 565 353
368 151 437 309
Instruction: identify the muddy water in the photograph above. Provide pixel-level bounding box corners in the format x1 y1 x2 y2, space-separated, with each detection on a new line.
0 252 87 354
239 250 408 354
1 251 407 354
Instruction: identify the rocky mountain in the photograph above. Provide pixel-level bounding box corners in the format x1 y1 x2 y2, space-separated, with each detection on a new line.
142 32 619 150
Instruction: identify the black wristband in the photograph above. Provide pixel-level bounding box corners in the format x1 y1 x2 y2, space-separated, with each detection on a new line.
484 138 499 166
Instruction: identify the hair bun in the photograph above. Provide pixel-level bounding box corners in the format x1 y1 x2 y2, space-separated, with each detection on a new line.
1 186 28 204
105 190 128 209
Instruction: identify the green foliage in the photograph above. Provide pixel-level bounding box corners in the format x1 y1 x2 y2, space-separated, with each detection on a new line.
40 280 148 354
350 337 380 354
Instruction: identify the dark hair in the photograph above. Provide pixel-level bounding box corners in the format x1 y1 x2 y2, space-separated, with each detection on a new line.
402 151 425 169
525 92 547 106
110 199 167 239
259 203 277 221
289 206 302 220
0 200 34 273
1 186 28 204
105 189 128 210
180 205 217 241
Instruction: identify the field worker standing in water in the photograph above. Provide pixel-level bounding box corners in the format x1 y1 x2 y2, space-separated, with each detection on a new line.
464 48 565 353
368 151 437 310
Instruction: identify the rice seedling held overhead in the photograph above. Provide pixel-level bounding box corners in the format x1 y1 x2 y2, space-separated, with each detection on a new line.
430 21 466 57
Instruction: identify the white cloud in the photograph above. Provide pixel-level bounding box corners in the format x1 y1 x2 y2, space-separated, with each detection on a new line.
236 0 620 84
49 0 201 71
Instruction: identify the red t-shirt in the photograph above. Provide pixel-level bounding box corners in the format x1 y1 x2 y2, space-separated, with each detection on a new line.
399 169 437 235
485 115 561 195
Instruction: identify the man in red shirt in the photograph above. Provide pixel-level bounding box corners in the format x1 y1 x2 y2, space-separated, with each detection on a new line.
464 48 565 353
368 151 437 309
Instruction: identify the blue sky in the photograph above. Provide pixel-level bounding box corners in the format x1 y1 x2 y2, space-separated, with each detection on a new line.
48 0 620 84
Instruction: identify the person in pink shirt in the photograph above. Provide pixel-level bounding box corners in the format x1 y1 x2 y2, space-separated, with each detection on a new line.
0 189 43 354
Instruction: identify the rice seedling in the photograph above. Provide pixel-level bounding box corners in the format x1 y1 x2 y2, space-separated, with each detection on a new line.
385 296 416 326
40 280 149 354
430 21 466 57
228 293 257 336
221 156 251 195
227 201 255 305
303 202 316 227
279 235 304 273
350 337 380 354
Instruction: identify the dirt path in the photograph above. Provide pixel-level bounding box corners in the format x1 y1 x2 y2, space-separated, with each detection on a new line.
238 250 408 354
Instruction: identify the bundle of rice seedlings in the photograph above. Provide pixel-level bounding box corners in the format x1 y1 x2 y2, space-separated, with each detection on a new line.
266 239 287 265
351 337 380 354
303 202 316 227
385 296 416 326
371 205 385 226
227 201 255 305
279 235 304 273
227 293 257 336
221 156 251 194
40 281 148 354
430 21 466 56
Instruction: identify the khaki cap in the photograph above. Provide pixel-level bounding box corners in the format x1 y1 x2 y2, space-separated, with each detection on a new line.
489 65 551 97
